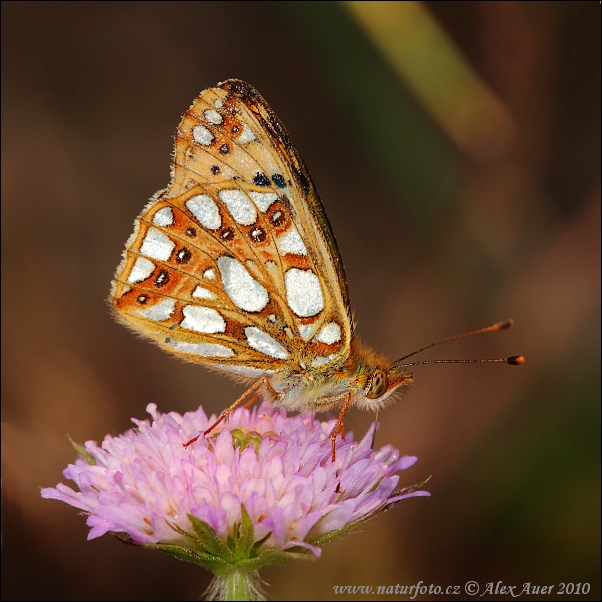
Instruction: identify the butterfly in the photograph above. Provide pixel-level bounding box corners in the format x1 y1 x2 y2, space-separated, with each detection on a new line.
110 80 523 458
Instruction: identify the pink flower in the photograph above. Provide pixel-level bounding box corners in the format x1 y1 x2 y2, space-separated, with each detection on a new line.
42 402 428 576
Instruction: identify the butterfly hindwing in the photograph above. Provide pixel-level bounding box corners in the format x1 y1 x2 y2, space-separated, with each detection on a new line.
111 80 352 377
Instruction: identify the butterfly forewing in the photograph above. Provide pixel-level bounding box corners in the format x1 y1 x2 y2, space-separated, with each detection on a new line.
111 80 352 377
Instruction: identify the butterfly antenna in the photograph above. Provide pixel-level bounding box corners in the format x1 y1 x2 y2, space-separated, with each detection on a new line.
392 319 525 367
398 356 525 368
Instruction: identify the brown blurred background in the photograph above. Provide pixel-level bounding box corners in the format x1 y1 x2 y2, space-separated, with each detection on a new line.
2 2 600 600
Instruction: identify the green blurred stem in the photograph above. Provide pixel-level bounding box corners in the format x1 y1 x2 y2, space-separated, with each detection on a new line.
222 572 248 601
206 570 264 601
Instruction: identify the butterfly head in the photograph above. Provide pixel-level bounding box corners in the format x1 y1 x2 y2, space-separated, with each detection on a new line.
360 364 413 409
351 342 413 411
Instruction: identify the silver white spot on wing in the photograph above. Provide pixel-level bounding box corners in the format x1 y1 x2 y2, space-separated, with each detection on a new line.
217 256 269 312
204 109 223 124
237 124 256 144
285 268 324 317
152 207 173 227
214 98 223 109
140 228 175 261
193 124 214 145
192 286 217 301
218 364 277 377
249 191 278 212
218 189 257 226
137 297 176 321
276 228 307 256
203 268 216 280
186 195 221 230
167 339 233 357
181 305 226 333
311 354 337 368
128 257 155 283
244 327 289 359
315 322 341 344
298 323 318 342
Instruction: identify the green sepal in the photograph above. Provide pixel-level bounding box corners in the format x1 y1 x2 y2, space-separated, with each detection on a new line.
115 508 316 576
308 478 431 547
113 532 218 570
382 477 431 511
151 543 233 574
368 475 385 493
237 504 255 558
178 517 232 560
250 532 271 555
233 549 298 572
309 502 388 547
68 435 96 465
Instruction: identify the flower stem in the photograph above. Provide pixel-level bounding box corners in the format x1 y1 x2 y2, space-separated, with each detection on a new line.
205 570 265 601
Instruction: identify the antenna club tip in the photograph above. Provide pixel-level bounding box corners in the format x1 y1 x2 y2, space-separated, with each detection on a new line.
507 355 525 365
497 319 514 330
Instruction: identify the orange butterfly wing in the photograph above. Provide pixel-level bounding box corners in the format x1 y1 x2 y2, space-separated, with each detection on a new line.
110 80 352 379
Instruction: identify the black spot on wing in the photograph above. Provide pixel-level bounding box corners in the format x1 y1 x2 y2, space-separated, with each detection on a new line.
272 173 286 189
253 172 271 187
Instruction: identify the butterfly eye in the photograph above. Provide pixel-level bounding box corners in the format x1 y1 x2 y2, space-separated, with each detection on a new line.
366 369 389 399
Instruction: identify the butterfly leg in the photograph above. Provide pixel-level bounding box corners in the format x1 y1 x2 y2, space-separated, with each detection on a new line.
243 390 262 409
204 378 269 436
330 392 352 462
243 378 279 409
184 378 274 448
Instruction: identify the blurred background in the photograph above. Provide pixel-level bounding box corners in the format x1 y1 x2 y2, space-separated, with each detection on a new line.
2 2 599 600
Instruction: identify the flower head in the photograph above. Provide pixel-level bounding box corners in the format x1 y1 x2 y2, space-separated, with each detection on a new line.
42 402 428 576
